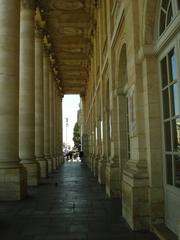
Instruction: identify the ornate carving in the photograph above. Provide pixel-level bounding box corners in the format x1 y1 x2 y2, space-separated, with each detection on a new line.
49 0 84 11
59 27 84 36
35 24 44 39
37 0 93 95
21 0 35 10
43 45 50 57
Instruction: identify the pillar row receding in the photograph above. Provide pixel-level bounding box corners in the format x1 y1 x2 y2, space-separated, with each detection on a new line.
0 0 27 200
35 25 48 178
19 0 39 186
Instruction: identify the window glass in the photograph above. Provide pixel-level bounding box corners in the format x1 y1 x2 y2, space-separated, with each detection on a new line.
172 118 180 152
160 10 166 35
163 89 170 119
166 154 173 184
126 99 130 160
164 121 172 151
159 0 178 36
167 3 173 25
174 155 180 187
161 57 168 88
162 0 169 10
100 120 103 141
170 83 179 116
168 49 177 82
95 127 97 142
178 0 180 10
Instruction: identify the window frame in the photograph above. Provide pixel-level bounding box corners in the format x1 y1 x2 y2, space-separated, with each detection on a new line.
158 35 180 190
158 0 179 38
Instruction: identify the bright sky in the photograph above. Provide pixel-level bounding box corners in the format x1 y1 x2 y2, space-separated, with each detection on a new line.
62 94 80 149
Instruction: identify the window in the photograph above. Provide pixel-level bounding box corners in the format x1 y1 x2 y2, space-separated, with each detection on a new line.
160 47 180 188
126 99 130 160
159 0 179 36
178 0 180 10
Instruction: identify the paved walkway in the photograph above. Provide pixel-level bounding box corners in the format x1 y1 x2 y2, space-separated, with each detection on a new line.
0 162 159 240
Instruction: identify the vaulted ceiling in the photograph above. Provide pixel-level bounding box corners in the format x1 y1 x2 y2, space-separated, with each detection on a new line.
38 0 96 96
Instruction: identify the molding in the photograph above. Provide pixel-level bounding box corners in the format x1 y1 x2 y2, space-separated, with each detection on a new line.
35 24 44 39
21 0 35 10
137 44 155 63
154 13 180 55
111 7 124 49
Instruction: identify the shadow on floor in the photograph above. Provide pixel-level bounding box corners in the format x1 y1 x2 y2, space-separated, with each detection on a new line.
0 162 159 240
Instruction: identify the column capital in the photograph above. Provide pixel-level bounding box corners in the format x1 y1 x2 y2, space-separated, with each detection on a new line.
44 45 50 57
60 94 64 101
35 24 44 39
21 0 35 10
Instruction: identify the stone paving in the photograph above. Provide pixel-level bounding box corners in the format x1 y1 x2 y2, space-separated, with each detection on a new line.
0 162 159 240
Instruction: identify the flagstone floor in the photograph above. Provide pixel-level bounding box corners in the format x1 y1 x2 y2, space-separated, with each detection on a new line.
0 162 159 240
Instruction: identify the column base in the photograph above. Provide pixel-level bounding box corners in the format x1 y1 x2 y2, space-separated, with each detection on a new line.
98 156 107 184
148 187 164 226
47 157 53 173
37 157 48 178
52 156 57 171
122 160 149 230
57 155 62 166
56 155 60 167
0 163 27 200
106 160 121 197
21 161 40 186
86 154 91 168
90 154 94 171
93 155 100 177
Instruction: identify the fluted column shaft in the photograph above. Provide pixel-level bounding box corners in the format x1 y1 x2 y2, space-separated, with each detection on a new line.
35 26 48 178
43 48 52 173
55 92 59 166
19 0 39 186
52 83 57 170
55 88 58 160
58 97 63 164
0 0 27 200
56 92 61 166
49 70 54 171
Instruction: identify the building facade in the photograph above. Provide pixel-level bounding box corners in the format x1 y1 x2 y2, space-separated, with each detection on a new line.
80 0 180 237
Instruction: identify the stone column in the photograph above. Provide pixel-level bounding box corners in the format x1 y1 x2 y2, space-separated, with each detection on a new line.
0 0 27 200
104 0 120 197
93 97 99 176
43 47 52 173
55 90 60 167
81 96 88 164
49 70 54 171
98 79 107 184
52 82 57 170
56 89 61 167
59 97 64 164
19 0 39 186
106 90 121 197
35 25 48 178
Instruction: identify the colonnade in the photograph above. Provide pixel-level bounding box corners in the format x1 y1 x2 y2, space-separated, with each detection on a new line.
78 0 166 234
0 0 63 200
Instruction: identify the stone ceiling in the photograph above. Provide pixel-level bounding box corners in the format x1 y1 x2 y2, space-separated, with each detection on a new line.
38 0 96 96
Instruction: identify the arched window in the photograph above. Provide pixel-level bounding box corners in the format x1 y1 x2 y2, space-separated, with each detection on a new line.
159 0 179 36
